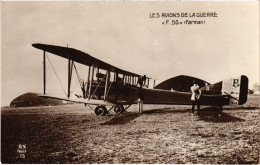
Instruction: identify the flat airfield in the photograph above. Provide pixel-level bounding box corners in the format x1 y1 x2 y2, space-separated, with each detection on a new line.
1 96 259 164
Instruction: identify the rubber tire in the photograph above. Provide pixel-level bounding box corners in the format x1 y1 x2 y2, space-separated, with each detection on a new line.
114 105 124 114
94 106 107 116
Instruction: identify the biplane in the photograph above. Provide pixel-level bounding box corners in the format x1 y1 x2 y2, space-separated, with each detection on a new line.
32 43 248 116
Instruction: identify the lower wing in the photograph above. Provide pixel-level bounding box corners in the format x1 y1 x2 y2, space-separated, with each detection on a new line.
37 94 114 106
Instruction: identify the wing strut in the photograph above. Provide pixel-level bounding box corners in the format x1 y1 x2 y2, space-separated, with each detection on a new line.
88 65 94 100
86 66 91 98
114 72 119 103
43 51 46 94
104 70 110 100
67 52 73 98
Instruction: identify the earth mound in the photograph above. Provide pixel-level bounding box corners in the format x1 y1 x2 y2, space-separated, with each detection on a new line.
154 75 210 92
10 92 65 107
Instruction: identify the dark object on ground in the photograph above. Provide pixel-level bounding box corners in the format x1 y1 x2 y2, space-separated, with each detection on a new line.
9 92 65 107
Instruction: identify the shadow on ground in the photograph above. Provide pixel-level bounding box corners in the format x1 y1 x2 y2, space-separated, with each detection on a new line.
101 105 254 125
100 112 141 125
141 106 246 123
197 106 245 123
142 108 189 115
223 106 259 110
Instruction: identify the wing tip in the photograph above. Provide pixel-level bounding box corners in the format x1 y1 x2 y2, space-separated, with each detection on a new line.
32 43 42 48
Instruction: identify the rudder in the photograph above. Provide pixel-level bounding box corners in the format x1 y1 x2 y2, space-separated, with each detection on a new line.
222 75 248 105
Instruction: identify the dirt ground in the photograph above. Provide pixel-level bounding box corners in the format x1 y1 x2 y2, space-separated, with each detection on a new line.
1 96 259 164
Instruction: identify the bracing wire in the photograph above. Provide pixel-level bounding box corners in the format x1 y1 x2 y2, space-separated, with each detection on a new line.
73 63 86 95
73 63 83 86
46 54 67 97
69 64 81 95
65 62 86 96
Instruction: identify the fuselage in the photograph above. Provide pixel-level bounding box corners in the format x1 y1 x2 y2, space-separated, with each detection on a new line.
92 83 230 106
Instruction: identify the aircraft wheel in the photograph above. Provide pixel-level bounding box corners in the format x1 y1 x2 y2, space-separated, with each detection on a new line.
114 105 124 114
94 106 107 116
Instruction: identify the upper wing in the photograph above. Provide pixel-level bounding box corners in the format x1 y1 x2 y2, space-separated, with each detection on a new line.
32 43 140 77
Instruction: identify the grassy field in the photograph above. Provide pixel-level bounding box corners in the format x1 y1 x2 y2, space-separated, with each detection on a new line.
1 96 259 164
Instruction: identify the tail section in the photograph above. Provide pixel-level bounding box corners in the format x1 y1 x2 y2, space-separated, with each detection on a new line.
222 75 248 105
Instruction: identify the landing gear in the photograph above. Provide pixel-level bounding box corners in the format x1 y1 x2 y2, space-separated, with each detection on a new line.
94 106 107 116
94 105 126 116
114 105 124 114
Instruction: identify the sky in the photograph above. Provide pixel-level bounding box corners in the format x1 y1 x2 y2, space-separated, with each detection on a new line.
1 1 259 106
